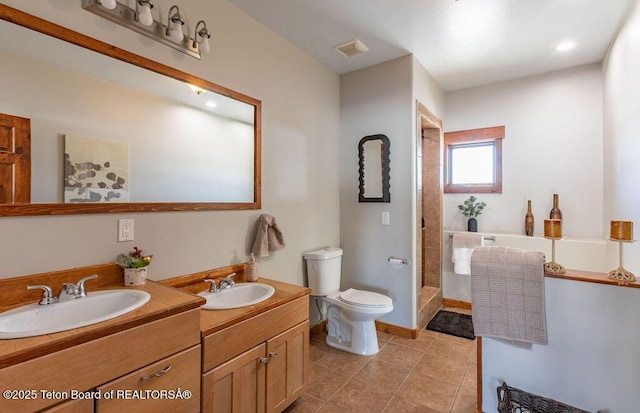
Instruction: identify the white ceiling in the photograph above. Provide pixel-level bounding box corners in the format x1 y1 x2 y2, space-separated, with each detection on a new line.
227 0 635 91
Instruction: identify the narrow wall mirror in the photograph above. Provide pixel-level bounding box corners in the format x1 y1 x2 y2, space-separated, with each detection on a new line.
0 5 261 216
358 134 390 203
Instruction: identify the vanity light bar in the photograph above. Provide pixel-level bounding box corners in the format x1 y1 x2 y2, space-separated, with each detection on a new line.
82 0 207 59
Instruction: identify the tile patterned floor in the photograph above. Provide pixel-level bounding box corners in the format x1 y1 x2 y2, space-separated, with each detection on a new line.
285 308 477 413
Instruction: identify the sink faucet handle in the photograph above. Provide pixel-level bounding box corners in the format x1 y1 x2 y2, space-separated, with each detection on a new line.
76 274 98 296
26 285 57 305
222 272 236 285
203 279 218 293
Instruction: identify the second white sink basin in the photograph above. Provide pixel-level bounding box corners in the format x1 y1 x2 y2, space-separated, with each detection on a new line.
198 283 275 310
0 289 150 339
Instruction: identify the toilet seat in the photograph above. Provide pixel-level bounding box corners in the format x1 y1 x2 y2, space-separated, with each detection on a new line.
337 288 392 308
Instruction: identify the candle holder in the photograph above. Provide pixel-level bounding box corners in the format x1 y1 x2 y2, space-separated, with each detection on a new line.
544 236 566 274
608 239 635 283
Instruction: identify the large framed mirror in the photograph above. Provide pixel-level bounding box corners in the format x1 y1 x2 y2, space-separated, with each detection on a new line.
0 5 261 216
358 134 390 203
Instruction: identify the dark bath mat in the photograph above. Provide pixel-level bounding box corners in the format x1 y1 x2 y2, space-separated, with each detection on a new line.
426 310 475 340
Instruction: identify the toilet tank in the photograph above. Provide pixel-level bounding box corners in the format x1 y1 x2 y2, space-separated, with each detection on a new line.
303 247 343 296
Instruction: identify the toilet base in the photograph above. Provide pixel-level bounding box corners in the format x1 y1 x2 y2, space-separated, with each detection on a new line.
325 310 381 355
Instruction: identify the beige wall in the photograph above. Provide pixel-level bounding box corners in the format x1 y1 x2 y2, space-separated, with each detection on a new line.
444 63 604 239
339 56 444 329
0 0 340 284
603 0 640 272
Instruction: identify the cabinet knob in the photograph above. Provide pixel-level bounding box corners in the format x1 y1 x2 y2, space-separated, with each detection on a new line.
141 364 172 381
269 352 277 358
260 357 268 364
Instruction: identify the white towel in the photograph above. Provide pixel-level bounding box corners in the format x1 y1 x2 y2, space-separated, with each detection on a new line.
452 233 484 275
471 246 547 349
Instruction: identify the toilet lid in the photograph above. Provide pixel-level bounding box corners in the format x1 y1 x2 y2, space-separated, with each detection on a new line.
338 289 392 308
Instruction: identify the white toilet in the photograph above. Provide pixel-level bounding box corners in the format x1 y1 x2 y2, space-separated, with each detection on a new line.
303 247 393 355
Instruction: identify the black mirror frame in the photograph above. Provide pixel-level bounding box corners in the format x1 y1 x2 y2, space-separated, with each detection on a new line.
358 134 390 203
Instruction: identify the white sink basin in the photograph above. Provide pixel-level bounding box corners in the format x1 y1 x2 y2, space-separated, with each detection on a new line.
0 289 150 339
198 283 275 310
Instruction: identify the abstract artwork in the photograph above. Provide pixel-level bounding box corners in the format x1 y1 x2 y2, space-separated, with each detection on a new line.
64 135 129 203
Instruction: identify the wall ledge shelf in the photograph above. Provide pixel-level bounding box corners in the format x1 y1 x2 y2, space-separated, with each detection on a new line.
545 268 640 289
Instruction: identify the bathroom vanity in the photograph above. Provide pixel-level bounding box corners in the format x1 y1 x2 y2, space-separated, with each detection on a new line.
0 262 310 413
161 263 311 413
0 263 204 413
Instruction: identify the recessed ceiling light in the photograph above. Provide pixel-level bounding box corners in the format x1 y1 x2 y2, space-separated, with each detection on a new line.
555 41 576 52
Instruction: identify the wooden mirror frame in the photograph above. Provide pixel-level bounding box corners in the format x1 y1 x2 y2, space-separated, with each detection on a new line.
358 134 390 203
0 5 261 216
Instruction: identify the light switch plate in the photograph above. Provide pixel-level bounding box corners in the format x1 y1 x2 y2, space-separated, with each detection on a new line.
381 211 390 225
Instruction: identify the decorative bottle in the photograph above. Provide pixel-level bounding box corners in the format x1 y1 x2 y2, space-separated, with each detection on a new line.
525 200 534 236
549 193 562 220
246 253 259 282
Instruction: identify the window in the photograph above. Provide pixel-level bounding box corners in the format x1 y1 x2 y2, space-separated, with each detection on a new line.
444 126 504 193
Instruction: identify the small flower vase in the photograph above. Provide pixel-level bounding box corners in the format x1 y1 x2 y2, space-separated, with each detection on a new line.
467 218 478 232
124 267 148 286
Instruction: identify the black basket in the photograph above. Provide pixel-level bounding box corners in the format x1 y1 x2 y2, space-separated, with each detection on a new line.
497 383 591 413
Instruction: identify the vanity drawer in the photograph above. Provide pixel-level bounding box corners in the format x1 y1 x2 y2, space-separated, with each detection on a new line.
202 296 309 372
43 398 93 413
96 345 200 413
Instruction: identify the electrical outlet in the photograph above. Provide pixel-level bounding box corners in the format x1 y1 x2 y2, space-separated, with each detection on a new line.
118 219 134 242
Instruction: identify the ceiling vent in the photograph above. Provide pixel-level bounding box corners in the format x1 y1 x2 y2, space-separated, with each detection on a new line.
334 39 369 58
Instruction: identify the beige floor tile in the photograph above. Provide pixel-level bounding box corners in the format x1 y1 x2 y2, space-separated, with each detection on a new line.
383 395 442 413
316 401 345 413
329 377 395 412
307 364 351 402
427 337 474 360
317 350 371 376
353 358 411 393
450 387 477 413
460 362 477 392
389 331 435 351
374 342 424 369
298 325 480 413
396 371 458 412
310 342 331 364
376 331 395 342
413 351 467 386
284 394 325 413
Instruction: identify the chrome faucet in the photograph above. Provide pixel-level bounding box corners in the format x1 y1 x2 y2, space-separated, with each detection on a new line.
217 272 236 290
203 272 236 293
26 285 57 305
58 274 98 302
26 274 99 305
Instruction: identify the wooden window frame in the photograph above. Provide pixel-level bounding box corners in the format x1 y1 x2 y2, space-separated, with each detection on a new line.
444 126 504 194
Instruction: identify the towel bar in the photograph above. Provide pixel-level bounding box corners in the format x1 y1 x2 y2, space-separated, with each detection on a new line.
448 233 496 242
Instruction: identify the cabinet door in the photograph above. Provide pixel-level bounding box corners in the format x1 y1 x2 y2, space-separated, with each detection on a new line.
265 321 309 413
202 343 266 413
96 345 201 413
43 398 93 413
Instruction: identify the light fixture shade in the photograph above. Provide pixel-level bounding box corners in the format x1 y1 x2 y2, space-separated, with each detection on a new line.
169 26 184 42
199 36 210 53
101 0 117 10
138 3 153 26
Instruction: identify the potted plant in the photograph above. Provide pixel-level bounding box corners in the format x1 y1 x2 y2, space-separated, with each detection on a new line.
458 196 486 232
115 246 152 286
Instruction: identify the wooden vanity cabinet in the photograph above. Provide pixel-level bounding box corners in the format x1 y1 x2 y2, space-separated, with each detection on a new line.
42 398 93 413
96 345 201 413
201 296 309 413
0 308 201 413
